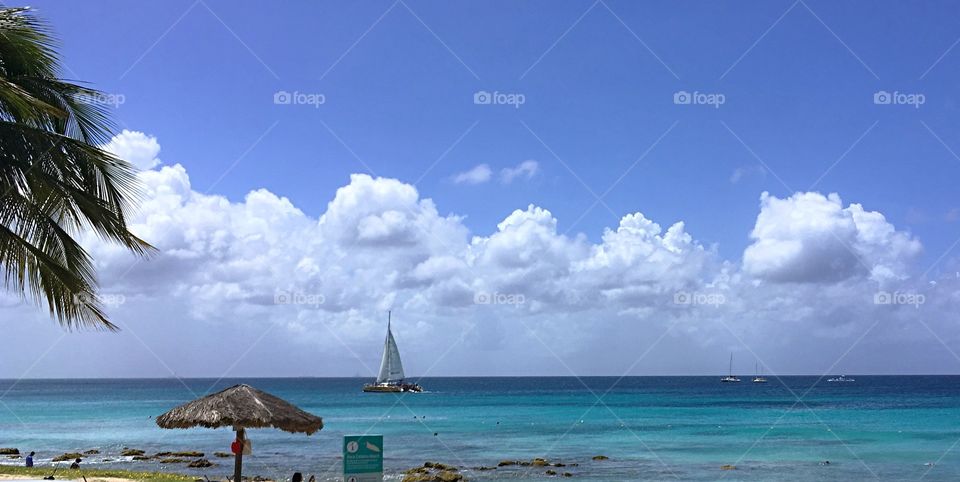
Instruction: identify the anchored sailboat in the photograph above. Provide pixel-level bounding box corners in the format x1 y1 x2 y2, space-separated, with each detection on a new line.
827 375 855 382
720 353 740 382
363 311 422 393
752 362 768 383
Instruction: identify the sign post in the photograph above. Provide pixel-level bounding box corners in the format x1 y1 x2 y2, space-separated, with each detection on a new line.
343 435 383 482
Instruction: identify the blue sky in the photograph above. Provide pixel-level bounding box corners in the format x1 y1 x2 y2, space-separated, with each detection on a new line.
30 0 958 262
3 1 960 377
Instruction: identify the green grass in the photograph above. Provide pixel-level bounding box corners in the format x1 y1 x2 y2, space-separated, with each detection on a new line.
0 465 194 482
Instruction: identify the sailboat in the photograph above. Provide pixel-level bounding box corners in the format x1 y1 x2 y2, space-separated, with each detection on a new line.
720 354 741 382
752 362 768 383
827 375 855 382
363 311 423 393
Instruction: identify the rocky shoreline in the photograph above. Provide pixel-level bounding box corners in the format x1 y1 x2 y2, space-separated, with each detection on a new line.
3 446 626 481
401 455 610 481
1 447 221 471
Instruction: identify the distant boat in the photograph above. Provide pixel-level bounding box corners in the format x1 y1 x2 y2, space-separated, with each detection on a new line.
828 375 855 382
721 354 741 383
363 311 422 393
752 362 768 383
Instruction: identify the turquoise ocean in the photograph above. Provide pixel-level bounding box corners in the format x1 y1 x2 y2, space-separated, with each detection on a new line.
1 377 960 481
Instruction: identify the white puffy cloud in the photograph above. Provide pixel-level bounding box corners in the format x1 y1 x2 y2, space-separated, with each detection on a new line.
743 192 921 284
500 160 539 184
104 130 162 170
1 133 951 378
451 164 492 185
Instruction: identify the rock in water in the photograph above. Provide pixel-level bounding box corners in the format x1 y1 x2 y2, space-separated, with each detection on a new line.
0 449 18 456
53 453 84 462
591 455 609 461
187 459 214 468
400 463 463 482
437 471 462 482
158 451 204 457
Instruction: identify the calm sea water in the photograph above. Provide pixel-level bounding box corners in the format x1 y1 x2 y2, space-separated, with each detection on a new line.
1 377 959 481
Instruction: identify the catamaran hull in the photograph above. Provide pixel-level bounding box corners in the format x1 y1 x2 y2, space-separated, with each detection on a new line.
362 384 422 393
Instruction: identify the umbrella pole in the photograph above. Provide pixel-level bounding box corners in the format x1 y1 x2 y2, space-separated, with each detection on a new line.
233 427 245 482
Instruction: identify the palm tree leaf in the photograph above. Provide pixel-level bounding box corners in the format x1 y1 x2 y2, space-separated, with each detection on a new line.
0 193 113 330
0 7 153 329
0 121 153 254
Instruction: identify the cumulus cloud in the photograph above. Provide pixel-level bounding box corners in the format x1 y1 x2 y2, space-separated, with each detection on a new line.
743 192 921 284
452 164 492 184
1 132 951 378
500 160 539 184
104 130 162 170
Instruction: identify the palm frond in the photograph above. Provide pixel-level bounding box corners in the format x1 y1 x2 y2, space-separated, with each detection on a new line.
0 121 153 254
0 6 153 329
0 193 113 330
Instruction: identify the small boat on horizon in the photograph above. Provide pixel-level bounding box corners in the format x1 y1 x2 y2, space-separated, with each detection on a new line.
363 311 423 393
752 362 768 383
828 375 855 382
721 354 741 383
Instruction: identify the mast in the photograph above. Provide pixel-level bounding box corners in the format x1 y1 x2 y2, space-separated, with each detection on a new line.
729 353 733 377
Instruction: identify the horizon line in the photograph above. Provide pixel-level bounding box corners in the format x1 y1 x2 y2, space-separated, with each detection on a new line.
1 373 958 381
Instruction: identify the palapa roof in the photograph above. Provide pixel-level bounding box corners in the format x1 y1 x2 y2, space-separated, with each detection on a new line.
155 384 323 435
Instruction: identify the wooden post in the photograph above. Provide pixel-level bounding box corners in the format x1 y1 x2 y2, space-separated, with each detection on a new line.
233 427 245 482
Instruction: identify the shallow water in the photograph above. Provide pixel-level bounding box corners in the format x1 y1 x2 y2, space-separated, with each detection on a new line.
1 377 959 480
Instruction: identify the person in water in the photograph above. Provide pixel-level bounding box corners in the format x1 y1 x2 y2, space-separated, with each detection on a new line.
25 452 34 467
69 458 81 469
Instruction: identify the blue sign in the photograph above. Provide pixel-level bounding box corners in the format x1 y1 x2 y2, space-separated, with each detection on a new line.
343 435 383 482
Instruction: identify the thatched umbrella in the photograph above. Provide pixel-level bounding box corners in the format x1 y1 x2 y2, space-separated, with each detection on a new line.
156 384 323 482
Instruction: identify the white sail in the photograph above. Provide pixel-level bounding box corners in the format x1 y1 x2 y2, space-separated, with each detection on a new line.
376 314 405 383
